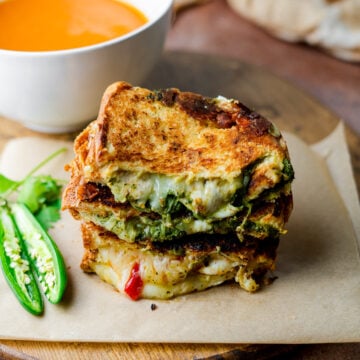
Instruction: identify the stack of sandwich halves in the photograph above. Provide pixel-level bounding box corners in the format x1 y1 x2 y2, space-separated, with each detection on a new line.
62 81 294 300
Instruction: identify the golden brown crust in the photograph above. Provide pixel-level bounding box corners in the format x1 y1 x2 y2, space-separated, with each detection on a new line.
62 175 145 220
80 222 99 272
67 81 290 181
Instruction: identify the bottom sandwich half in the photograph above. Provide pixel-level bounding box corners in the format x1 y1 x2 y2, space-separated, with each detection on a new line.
81 222 280 300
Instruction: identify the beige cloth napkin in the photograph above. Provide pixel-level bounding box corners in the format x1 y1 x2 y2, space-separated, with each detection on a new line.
228 0 360 62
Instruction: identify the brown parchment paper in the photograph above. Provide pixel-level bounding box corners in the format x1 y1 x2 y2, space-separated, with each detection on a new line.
0 123 359 344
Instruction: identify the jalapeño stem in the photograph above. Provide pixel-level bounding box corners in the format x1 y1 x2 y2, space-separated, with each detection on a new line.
2 147 67 198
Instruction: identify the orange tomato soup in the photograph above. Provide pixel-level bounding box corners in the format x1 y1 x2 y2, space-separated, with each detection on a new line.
0 0 148 51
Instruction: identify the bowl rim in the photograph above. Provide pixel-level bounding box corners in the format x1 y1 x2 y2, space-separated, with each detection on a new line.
0 0 173 57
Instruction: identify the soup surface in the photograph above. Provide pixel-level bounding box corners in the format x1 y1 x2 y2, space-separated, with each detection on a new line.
0 0 148 51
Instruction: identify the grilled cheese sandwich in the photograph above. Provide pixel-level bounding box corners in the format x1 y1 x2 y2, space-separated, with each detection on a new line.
63 81 294 300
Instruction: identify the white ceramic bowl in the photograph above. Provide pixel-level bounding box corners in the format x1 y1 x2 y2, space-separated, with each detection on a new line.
0 0 173 133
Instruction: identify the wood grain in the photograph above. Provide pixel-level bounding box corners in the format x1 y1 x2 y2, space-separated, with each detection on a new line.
166 0 360 136
0 51 359 359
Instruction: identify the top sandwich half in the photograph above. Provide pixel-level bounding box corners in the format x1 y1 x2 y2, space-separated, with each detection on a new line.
63 81 293 242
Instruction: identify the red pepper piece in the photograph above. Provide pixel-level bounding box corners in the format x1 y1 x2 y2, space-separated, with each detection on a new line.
124 262 143 300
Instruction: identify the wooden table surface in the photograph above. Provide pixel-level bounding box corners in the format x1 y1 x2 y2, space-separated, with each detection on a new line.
168 0 360 136
1 1 360 359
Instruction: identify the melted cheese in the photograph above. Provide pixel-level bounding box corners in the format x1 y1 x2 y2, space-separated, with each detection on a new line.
88 241 268 299
107 172 243 218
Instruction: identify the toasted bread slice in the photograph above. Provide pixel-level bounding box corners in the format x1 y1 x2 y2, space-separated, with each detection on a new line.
67 81 291 189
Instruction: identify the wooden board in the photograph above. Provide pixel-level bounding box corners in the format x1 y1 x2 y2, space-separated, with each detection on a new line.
0 51 359 360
